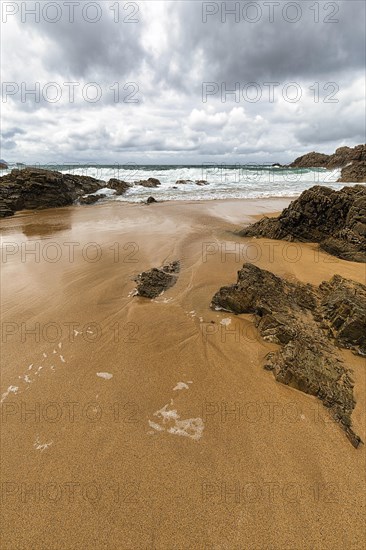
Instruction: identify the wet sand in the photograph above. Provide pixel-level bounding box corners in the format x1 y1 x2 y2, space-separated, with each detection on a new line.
1 198 365 550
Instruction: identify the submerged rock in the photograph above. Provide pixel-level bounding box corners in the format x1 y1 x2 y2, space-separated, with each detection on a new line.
211 263 365 448
240 185 366 263
195 180 209 186
136 177 161 188
0 167 104 217
134 261 180 299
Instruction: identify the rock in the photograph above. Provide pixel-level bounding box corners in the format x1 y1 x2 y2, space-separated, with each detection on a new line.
290 152 330 168
146 196 157 204
240 185 366 263
134 261 180 299
79 194 106 205
136 177 161 188
289 144 366 182
0 168 104 217
327 145 366 169
195 180 209 186
172 186 178 189
0 159 8 169
338 161 366 183
211 263 363 447
271 163 283 168
176 179 193 185
319 275 366 356
107 178 131 195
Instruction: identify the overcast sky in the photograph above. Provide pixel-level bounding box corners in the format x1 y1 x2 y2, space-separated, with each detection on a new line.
1 0 365 164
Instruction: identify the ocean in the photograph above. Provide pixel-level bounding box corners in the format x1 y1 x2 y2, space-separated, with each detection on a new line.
3 163 346 202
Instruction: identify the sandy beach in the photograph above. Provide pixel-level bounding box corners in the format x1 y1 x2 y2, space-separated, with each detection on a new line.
1 198 365 550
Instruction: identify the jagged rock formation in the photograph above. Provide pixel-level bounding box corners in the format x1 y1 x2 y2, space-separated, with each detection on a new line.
211 263 366 448
0 169 138 217
134 261 180 298
338 161 366 183
0 168 104 217
240 185 366 263
290 144 366 182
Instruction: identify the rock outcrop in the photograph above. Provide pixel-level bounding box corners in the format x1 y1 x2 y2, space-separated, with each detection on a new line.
289 144 366 182
240 185 366 263
135 177 161 188
0 159 8 169
107 178 131 195
79 194 106 205
290 152 330 168
134 261 180 299
338 161 366 183
0 168 105 217
211 263 366 447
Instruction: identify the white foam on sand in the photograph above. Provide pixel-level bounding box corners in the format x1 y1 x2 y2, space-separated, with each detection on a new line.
0 385 19 403
173 381 192 391
97 372 113 380
149 402 204 441
220 318 232 326
34 436 53 452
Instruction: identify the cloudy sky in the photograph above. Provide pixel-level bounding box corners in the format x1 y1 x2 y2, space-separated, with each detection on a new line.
1 0 365 164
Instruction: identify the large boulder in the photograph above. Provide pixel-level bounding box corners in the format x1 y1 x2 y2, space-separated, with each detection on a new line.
240 185 366 263
211 263 365 447
0 168 104 217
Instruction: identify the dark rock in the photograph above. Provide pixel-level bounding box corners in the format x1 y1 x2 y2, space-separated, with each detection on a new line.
195 180 209 186
319 275 366 356
0 168 104 217
211 263 363 448
338 161 366 183
290 144 366 170
136 177 161 188
0 159 8 169
176 179 193 185
79 194 106 205
107 178 131 195
289 144 366 182
134 261 180 299
240 185 366 263
290 152 330 168
146 196 157 204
